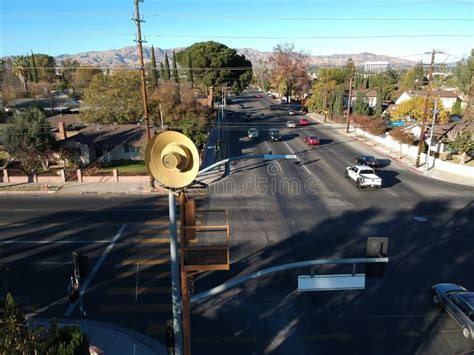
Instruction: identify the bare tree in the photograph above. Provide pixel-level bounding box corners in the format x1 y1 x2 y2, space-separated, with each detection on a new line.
269 43 310 102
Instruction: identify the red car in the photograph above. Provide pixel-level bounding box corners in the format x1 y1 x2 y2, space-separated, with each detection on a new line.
256 94 261 98
298 118 309 126
304 135 320 145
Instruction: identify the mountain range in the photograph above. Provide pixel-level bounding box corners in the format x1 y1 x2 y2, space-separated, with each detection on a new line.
54 46 416 68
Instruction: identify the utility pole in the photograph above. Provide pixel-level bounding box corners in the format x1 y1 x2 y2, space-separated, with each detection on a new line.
346 67 354 133
133 0 154 187
425 100 438 171
415 49 444 168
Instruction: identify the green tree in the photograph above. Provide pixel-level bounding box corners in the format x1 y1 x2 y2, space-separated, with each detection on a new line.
175 41 252 95
354 93 370 115
332 91 344 116
163 53 171 80
70 65 102 97
187 51 194 86
80 71 157 124
160 62 165 80
448 130 474 164
3 108 57 172
149 45 159 87
401 62 424 90
172 50 179 83
12 55 30 94
30 50 38 83
454 49 474 119
451 100 462 116
33 54 57 83
60 58 80 85
374 90 383 116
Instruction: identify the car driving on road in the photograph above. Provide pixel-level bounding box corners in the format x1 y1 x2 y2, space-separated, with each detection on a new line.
288 109 295 116
304 135 320 145
356 155 380 168
298 118 309 126
432 283 474 340
345 165 382 189
269 129 282 142
248 128 259 139
286 120 296 128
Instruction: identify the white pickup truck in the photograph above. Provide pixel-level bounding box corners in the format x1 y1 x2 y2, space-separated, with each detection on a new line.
345 165 382 189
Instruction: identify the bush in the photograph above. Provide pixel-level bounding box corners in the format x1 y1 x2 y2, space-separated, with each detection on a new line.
351 115 387 136
390 127 416 145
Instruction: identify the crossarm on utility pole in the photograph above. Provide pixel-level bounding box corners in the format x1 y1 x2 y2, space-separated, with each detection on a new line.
190 257 388 304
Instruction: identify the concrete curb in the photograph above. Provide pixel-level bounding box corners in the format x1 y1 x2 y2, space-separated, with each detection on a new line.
29 318 168 355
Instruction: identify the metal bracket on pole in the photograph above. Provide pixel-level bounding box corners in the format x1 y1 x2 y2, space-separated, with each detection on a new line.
191 257 388 304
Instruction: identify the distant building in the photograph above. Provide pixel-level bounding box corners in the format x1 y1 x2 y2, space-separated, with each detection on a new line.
364 61 390 74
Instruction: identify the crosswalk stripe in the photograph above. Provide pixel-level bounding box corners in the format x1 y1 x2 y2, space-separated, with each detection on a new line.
121 258 169 266
98 304 171 314
135 238 170 244
107 287 170 295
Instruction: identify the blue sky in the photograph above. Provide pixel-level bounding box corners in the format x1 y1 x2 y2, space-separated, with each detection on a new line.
1 0 473 62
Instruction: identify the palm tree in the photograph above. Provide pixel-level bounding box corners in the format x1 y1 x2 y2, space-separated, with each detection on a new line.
13 55 30 94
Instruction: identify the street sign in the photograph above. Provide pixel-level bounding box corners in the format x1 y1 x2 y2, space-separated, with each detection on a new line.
298 274 365 292
388 121 405 127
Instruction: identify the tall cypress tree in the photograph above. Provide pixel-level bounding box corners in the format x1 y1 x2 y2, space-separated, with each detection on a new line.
149 45 159 87
187 51 194 86
164 53 171 80
374 90 383 117
172 50 179 83
30 50 38 83
160 62 165 79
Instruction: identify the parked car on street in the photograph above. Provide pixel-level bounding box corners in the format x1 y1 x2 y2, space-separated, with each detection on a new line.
355 155 380 168
345 165 382 189
286 120 296 128
304 135 320 145
298 118 309 126
269 129 282 142
248 128 259 139
432 283 474 340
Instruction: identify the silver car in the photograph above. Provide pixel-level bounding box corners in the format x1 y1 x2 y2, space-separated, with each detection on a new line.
432 283 474 339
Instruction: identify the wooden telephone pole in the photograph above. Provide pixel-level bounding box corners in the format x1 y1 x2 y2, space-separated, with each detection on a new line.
346 66 355 133
415 50 444 168
133 0 154 187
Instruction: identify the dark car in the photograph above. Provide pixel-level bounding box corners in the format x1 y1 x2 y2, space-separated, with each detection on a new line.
269 129 282 142
355 155 379 168
244 113 252 122
432 283 474 340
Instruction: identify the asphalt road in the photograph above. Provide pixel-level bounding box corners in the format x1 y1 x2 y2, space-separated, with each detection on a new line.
190 89 474 355
0 89 473 355
0 195 205 342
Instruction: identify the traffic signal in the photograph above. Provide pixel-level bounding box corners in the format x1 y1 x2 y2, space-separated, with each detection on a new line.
68 277 80 304
365 237 388 278
73 251 90 279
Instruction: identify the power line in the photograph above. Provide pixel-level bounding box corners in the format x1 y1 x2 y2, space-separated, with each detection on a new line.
1 33 472 40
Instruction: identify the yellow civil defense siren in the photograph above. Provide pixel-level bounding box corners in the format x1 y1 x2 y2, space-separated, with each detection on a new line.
145 131 199 188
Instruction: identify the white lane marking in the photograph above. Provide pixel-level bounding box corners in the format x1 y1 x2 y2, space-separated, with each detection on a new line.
0 240 113 244
64 224 127 316
263 141 284 174
282 141 313 176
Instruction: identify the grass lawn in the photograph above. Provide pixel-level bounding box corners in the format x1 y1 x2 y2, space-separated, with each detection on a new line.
96 160 148 175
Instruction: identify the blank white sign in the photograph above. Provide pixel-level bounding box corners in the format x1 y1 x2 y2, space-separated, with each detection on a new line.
298 274 365 292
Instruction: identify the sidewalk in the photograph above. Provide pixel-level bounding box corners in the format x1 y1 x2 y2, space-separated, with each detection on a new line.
30 318 168 355
0 181 166 195
308 113 474 187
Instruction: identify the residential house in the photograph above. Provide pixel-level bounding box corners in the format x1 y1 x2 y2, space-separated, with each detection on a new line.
4 94 80 114
395 90 462 111
349 89 378 108
58 123 156 165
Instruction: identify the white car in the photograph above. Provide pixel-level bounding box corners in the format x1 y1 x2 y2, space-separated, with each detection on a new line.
345 165 382 189
286 120 296 128
248 128 259 139
288 109 295 116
